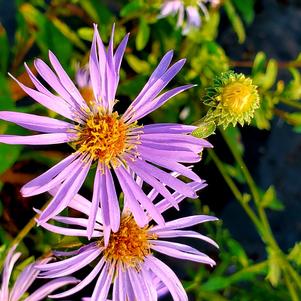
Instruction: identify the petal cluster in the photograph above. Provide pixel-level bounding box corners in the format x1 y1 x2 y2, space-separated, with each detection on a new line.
35 182 218 301
0 246 77 301
0 23 219 301
0 25 211 242
159 0 215 34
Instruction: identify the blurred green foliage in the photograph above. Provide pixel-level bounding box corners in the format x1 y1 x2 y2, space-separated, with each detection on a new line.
0 0 300 300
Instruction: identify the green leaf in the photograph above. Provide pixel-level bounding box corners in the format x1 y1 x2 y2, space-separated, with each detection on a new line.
266 247 282 287
224 126 244 155
120 0 143 17
224 0 246 44
288 242 301 266
126 54 150 74
0 143 22 175
261 59 278 90
50 17 87 51
227 238 249 267
224 163 245 184
20 3 73 67
232 0 255 25
136 18 150 51
77 27 94 42
0 24 9 73
252 52 267 75
202 276 231 291
192 121 216 138
286 112 301 126
78 0 113 24
261 186 284 211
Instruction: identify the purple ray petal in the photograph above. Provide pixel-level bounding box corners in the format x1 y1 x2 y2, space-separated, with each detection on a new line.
114 166 148 227
142 152 201 182
91 263 113 301
38 159 91 223
128 160 179 210
144 256 188 301
49 257 105 299
139 144 200 163
154 181 207 216
9 73 76 121
131 159 196 198
128 59 186 122
34 58 84 114
89 27 102 104
39 249 102 278
10 263 39 300
0 247 21 301
48 51 88 110
152 215 218 232
21 154 80 197
104 166 120 232
88 165 102 240
131 84 195 122
124 50 174 119
0 111 74 133
24 277 79 301
116 165 164 225
128 268 150 301
68 193 103 224
142 123 196 134
150 240 216 266
155 229 219 248
0 132 76 145
114 33 129 74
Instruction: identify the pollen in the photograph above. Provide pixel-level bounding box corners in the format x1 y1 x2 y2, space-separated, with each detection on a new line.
80 87 95 106
74 110 135 166
221 81 255 114
103 215 156 268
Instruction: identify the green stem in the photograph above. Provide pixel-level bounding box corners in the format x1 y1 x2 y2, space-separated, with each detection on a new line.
284 271 300 301
219 128 280 248
281 99 301 110
219 127 301 294
219 129 260 204
9 201 50 249
208 149 263 233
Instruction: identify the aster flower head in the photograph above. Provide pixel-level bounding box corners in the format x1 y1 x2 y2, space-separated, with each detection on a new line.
35 181 218 301
204 71 260 128
0 245 77 301
159 0 213 34
0 24 211 242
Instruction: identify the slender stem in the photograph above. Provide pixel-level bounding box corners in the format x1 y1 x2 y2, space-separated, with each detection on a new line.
284 271 300 301
219 127 301 294
285 262 301 291
220 129 260 204
9 200 50 249
208 149 263 233
280 99 301 110
220 128 280 248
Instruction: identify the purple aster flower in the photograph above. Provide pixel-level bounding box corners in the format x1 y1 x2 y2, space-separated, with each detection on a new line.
159 0 212 34
0 24 211 241
35 180 218 300
0 245 78 301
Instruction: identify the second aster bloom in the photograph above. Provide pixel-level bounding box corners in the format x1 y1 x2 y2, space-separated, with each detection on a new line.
204 71 260 128
0 245 77 301
35 181 218 300
159 0 213 34
0 25 211 242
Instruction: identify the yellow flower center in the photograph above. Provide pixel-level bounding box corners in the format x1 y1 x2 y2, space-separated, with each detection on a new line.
74 111 134 166
221 82 255 114
103 216 156 268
